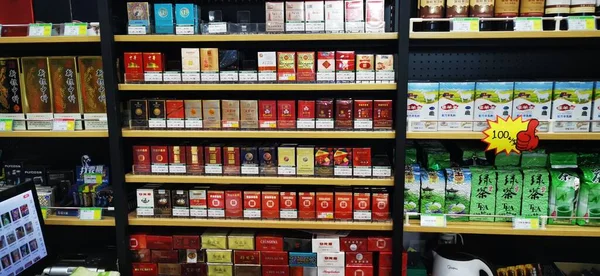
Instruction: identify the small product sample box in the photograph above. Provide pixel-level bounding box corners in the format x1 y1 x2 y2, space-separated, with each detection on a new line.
241 147 260 175
223 147 241 176
175 3 200 34
259 100 277 129
513 82 553 132
151 146 169 174
262 190 280 219
279 191 298 219
202 100 221 129
438 82 475 131
240 100 259 129
278 100 296 129
407 82 439 132
316 99 334 129
473 82 514 131
136 187 155 216
278 144 297 176
168 145 186 174
354 100 373 129
286 1 306 32
127 2 151 33
316 190 334 220
553 81 593 132
334 148 352 177
352 147 372 177
298 191 316 220
124 52 144 83
148 99 166 129
243 190 262 219
222 99 240 129
335 99 353 129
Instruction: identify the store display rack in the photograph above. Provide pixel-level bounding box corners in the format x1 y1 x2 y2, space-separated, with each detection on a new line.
0 130 108 138
115 32 398 42
118 83 396 91
44 216 116 227
122 129 395 139
0 36 101 44
407 132 600 140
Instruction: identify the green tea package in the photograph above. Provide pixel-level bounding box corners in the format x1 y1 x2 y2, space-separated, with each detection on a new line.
521 169 550 218
494 152 520 167
576 167 600 226
495 169 523 222
460 146 490 166
549 170 580 225
444 167 471 222
469 167 496 222
420 169 446 215
425 149 451 170
520 150 548 168
549 152 578 169
404 164 421 214
406 142 418 165
577 152 599 167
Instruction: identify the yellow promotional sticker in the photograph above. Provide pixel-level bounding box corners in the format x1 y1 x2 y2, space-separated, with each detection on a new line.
482 116 539 155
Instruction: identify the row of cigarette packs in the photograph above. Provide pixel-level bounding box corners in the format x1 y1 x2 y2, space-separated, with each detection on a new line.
408 81 600 133
124 51 394 83
128 99 393 130
130 231 392 276
136 186 391 221
0 57 107 130
126 0 387 34
132 145 392 178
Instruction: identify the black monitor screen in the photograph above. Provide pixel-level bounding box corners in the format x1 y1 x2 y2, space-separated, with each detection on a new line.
0 189 47 275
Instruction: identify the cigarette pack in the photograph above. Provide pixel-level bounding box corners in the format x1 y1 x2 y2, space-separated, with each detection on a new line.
278 144 297 176
263 265 290 276
182 263 207 276
297 52 316 82
317 252 344 267
262 251 289 265
143 52 164 73
345 252 373 266
355 54 375 83
353 188 371 220
266 2 285 32
315 147 334 177
335 99 353 129
78 56 107 129
127 2 151 31
154 189 172 217
202 229 229 249
166 100 185 128
207 264 232 276
48 57 82 128
335 51 355 83
151 146 168 174
298 191 316 219
280 191 298 219
244 190 262 219
256 235 284 251
133 145 151 174
175 4 199 30
297 100 316 129
240 100 259 129
365 0 385 32
375 54 394 83
284 237 312 252
131 249 151 262
228 230 256 250
333 148 352 177
277 52 296 82
206 249 233 263
354 100 373 129
151 250 178 263
260 146 278 176
316 99 334 129
22 57 53 129
335 189 353 221
262 190 280 219
184 100 203 129
340 237 368 252
124 52 144 83
201 48 220 82
373 100 392 129
169 146 187 174
241 147 259 175
147 235 174 250
202 100 221 129
186 146 205 175
154 3 174 34
353 147 372 177
277 100 296 129
222 100 240 129
346 266 373 276
344 0 365 32
234 251 260 264
291 267 317 276
305 1 325 32
173 235 201 249
207 190 225 218
148 99 166 129
367 236 392 252
371 187 390 221
136 189 154 216
297 146 315 176
219 50 239 82
130 234 147 250
225 190 243 218
316 191 334 220
235 265 261 276
316 51 336 82
285 1 305 32
189 188 208 217
259 100 277 129
311 236 340 253
379 252 392 267
258 52 277 82
133 263 157 276
325 0 344 32
289 252 317 266
181 48 201 72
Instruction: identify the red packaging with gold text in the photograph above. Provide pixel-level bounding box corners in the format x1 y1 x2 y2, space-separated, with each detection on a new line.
261 251 288 265
244 191 262 219
151 250 178 263
279 191 297 219
296 51 316 82
277 52 296 82
298 191 316 220
345 252 373 266
354 100 373 129
225 190 243 219
373 100 392 129
151 146 168 166
277 100 296 129
147 235 173 250
262 265 289 276
340 237 368 252
371 187 390 221
186 146 205 174
334 189 352 221
207 190 225 218
133 145 151 174
143 52 164 73
124 52 144 82
259 100 277 129
335 51 355 71
367 236 392 252
166 100 185 120
173 235 201 249
335 99 353 129
169 146 186 166
262 190 280 219
297 100 315 120
223 147 241 175
133 263 157 276
316 191 334 220
346 266 373 276
256 235 284 251
234 250 261 265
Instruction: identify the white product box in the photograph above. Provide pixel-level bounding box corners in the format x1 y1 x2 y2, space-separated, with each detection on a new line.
317 252 345 267
266 2 285 32
592 81 600 132
344 0 365 33
513 82 553 132
325 0 344 32
181 48 200 72
407 82 439 131
438 82 475 131
286 1 306 32
136 188 154 216
473 82 515 131
553 81 593 132
306 1 325 32
365 0 385 32
312 236 340 253
258 52 277 82
318 267 344 276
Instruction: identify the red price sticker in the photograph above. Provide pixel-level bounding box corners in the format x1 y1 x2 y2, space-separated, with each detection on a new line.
482 116 539 155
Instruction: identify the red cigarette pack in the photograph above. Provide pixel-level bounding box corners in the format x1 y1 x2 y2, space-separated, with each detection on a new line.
335 51 355 71
166 100 185 120
131 249 151 263
262 265 289 276
262 191 280 219
353 148 371 167
345 252 373 266
346 266 373 276
335 99 353 129
186 146 205 174
298 191 316 220
297 100 315 120
277 100 296 129
133 146 151 174
147 235 173 250
367 236 392 252
373 100 393 129
133 263 158 276
334 190 353 221
372 188 390 221
243 191 262 219
124 52 144 82
234 250 261 265
296 52 316 82
354 100 373 125
151 146 168 165
225 190 243 219
280 191 298 219
353 189 371 221
340 237 368 252
259 100 277 129
223 147 241 175
207 190 225 218
151 250 178 263
205 146 223 166
130 234 147 250
173 235 201 249
316 99 334 120
261 251 288 265
143 52 164 73
378 266 392 276
277 52 296 82
316 191 334 220
379 252 392 267
169 146 186 165
256 235 284 251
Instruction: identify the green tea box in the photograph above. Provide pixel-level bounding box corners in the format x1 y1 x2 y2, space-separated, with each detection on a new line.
549 170 580 225
552 81 593 132
576 167 600 226
521 169 550 218
513 82 553 132
469 167 496 222
444 167 471 222
420 169 445 214
495 169 523 222
474 82 514 131
404 164 421 213
407 82 439 132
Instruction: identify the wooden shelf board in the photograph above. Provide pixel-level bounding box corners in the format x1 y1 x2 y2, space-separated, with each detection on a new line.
0 36 101 44
128 212 392 230
122 129 395 139
0 130 108 138
404 220 600 237
118 83 396 91
115 33 398 42
407 132 600 140
44 216 115 226
410 31 600 39
125 174 394 186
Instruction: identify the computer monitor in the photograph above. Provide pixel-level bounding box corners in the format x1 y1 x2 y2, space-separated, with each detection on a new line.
0 182 49 276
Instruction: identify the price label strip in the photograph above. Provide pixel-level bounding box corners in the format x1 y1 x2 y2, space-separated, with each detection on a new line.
64 23 88 36
568 16 596 31
79 208 103 220
451 18 479 32
420 214 446 227
52 119 76 131
0 119 13 131
28 23 53 37
513 216 539 230
514 17 542 31
481 116 538 155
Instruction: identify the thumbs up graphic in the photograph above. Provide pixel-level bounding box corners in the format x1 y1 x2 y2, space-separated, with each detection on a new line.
516 119 539 152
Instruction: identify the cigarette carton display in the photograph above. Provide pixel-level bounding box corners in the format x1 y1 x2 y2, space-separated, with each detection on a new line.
513 82 553 132
344 0 365 33
286 1 305 32
262 190 280 219
181 48 201 82
202 229 229 249
189 188 207 217
297 146 315 176
266 2 285 33
298 191 316 219
317 252 344 267
372 187 390 221
243 190 262 219
553 81 593 132
317 51 336 82
256 235 284 251
186 146 205 175
205 146 223 174
203 100 221 129
78 56 107 130
228 230 256 250
127 2 151 32
353 147 371 177
222 100 240 129
305 1 325 32
354 100 373 129
234 250 260 264
278 144 296 176
373 100 393 129
137 188 155 216
353 188 371 220
241 147 260 175
154 3 174 34
166 100 185 129
289 252 317 266
334 189 353 220
355 54 375 83
48 57 83 129
259 100 277 129
407 82 439 132
225 190 242 218
278 100 296 129
316 99 334 129
474 82 514 131
365 0 385 32
201 48 219 82
22 57 53 129
438 82 475 131
312 235 340 253
168 146 187 174
318 266 344 276
277 52 296 82
340 237 367 251
151 145 168 173
325 0 344 32
316 191 334 220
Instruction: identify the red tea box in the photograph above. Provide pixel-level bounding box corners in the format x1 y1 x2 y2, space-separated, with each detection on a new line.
243 191 262 219
234 251 260 265
207 190 225 218
371 187 390 221
378 267 392 276
279 191 298 219
346 266 373 276
373 100 393 129
189 188 208 218
225 190 243 218
277 100 296 129
379 252 392 267
262 251 288 265
353 188 371 221
277 52 296 82
263 265 289 276
345 252 373 266
143 52 164 73
133 263 157 276
335 51 355 82
259 100 277 129
335 99 353 129
367 236 392 252
312 236 340 253
130 234 147 250
352 147 372 177
316 191 334 220
333 148 352 177
223 147 241 175
173 235 201 250
354 100 373 129
132 249 151 263
298 191 316 220
147 235 173 250
317 252 344 267
133 145 151 174
315 99 334 129
318 266 343 276
334 190 352 221
151 250 178 263
256 235 284 251
186 146 205 175
262 190 280 219
340 237 368 252
297 52 316 82
366 0 385 33
124 52 144 83
297 100 315 129
205 146 223 175
182 263 207 276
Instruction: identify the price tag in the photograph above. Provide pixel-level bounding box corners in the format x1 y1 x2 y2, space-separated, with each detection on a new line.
208 22 228 34
52 119 75 131
144 72 163 82
185 120 203 128
316 120 334 129
280 211 298 219
376 71 395 82
278 167 296 175
169 165 187 174
260 121 277 128
182 72 201 82
128 25 147 35
173 208 190 217
84 173 102 184
305 22 325 32
64 23 87 36
208 209 225 218
372 166 392 177
201 72 220 82
353 211 372 220
176 25 195 35
190 209 207 217
241 166 259 175
0 119 13 131
41 208 47 219
151 164 169 174
163 72 182 82
167 119 185 128
297 120 315 129
336 72 355 81
149 119 167 128
514 17 542 31
258 72 277 82
205 165 223 174
239 72 258 82
137 208 154 216
482 116 536 155
220 72 239 82
513 216 539 229
568 16 596 30
334 167 353 176
356 71 375 82
244 210 261 218
222 121 240 128
354 120 373 129
79 208 102 220
317 72 336 82
451 18 479 32
420 214 446 227
28 23 52 37
353 167 372 177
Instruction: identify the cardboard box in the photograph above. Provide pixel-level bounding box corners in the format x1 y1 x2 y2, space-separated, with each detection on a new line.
325 0 344 32
277 52 296 82
316 191 334 220
173 235 200 250
235 265 261 276
316 99 334 129
259 100 277 129
130 234 148 250
133 263 157 276
278 100 296 129
353 189 371 221
315 147 334 177
266 2 285 32
189 188 208 218
371 187 390 221
263 265 289 276
182 263 207 276
280 191 298 219
285 1 305 32
244 190 262 219
154 189 172 217
181 48 201 72
228 230 256 250
133 146 151 174
206 249 233 263
297 146 315 176
222 100 240 129
147 235 173 250
225 190 243 218
312 236 340 253
346 266 373 276
340 237 368 252
48 57 82 124
298 191 316 220
334 190 353 221
318 266 343 276
407 82 439 132
289 252 317 267
473 82 514 131
344 0 364 32
207 263 232 276
151 250 178 263
234 251 260 265
256 235 284 251
345 252 373 266
317 252 344 267
202 229 229 249
297 52 316 82
172 189 190 217
513 82 552 132
223 147 241 176
262 251 288 265
262 190 280 219
284 237 312 252
186 146 205 175
437 82 475 131
367 236 391 252
131 249 151 262
202 100 221 129
553 81 593 132
335 99 353 129
305 1 325 32
207 190 225 218
240 100 259 129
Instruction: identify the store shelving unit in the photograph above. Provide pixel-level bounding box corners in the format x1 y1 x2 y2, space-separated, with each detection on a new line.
118 83 396 91
115 33 398 42
0 36 101 44
44 216 116 227
407 132 600 140
122 129 395 139
410 31 600 39
404 221 600 237
0 130 108 138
